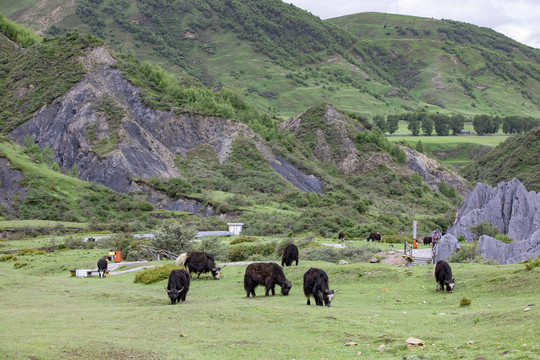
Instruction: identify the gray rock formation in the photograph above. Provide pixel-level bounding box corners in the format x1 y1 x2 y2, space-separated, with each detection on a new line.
402 147 471 197
433 234 462 262
8 47 322 212
0 157 27 215
478 231 540 264
448 178 540 241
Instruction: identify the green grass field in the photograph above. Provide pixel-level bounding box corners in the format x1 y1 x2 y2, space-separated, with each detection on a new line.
1 236 538 360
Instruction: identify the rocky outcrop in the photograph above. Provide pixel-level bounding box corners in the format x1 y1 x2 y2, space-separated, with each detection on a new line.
448 178 540 242
0 157 26 215
9 46 322 209
433 234 461 262
403 147 471 197
478 231 540 264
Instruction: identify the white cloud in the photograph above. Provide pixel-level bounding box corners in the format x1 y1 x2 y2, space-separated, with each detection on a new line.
286 0 540 48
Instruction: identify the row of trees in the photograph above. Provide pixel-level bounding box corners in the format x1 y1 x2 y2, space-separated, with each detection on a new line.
373 112 539 136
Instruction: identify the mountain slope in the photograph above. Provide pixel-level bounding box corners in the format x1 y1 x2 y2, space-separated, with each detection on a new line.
462 128 540 192
2 2 539 118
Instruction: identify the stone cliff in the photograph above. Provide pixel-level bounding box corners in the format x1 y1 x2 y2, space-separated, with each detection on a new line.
8 47 322 210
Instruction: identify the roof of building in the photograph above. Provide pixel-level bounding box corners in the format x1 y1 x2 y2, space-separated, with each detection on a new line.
194 231 233 238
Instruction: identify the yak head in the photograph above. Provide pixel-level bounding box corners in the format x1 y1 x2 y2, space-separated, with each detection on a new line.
445 279 455 293
165 286 184 304
211 265 226 280
323 289 337 307
281 280 292 295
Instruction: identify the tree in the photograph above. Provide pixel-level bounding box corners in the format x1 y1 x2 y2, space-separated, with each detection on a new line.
473 114 500 135
67 163 79 178
450 114 465 135
470 222 500 240
152 219 197 253
386 114 399 134
42 144 55 167
421 116 434 135
433 114 451 136
372 115 386 132
23 134 34 152
416 140 424 153
407 114 421 136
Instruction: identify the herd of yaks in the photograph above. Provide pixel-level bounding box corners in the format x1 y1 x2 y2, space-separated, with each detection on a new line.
97 243 455 306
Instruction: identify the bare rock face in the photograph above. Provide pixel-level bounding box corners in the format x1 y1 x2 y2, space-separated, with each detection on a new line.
0 158 26 215
433 234 461 263
403 147 471 197
448 178 540 242
9 46 322 210
478 231 540 264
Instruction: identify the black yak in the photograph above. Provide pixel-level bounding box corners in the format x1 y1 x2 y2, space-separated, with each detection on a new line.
338 232 345 242
303 268 336 307
423 236 432 246
97 256 108 278
434 260 455 293
367 232 381 242
166 269 190 304
175 252 225 280
244 262 292 297
281 243 299 267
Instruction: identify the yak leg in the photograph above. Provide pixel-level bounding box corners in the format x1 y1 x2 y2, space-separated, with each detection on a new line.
265 278 274 297
306 297 311 305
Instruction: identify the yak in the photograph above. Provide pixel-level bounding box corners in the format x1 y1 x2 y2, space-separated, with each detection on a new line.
338 232 345 242
175 252 225 280
97 256 108 278
166 269 190 304
281 243 299 267
367 232 382 242
423 236 432 246
303 268 336 307
244 262 292 297
434 260 455 293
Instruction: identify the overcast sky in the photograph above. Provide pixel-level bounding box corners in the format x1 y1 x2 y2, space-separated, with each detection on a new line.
286 0 540 49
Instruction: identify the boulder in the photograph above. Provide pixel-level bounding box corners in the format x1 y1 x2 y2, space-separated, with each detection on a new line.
478 231 540 264
433 234 461 263
448 179 540 242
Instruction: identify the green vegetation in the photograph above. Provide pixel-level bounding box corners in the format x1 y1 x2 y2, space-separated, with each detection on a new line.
0 12 41 47
0 32 103 133
463 128 540 191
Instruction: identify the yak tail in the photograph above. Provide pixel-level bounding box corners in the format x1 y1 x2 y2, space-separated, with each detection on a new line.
175 253 188 267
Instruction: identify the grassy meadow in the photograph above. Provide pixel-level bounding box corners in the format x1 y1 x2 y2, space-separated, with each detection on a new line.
1 234 539 360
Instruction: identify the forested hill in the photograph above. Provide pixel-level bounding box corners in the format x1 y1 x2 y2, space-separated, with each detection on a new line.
2 1 540 118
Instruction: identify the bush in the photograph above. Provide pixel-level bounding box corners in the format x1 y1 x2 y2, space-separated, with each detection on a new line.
226 242 278 262
523 256 540 271
230 236 259 244
381 234 411 244
196 237 226 261
64 236 97 249
0 254 17 262
470 222 499 239
448 242 483 263
13 262 28 269
301 244 381 263
134 264 177 284
16 248 46 256
494 234 514 244
152 220 197 253
460 296 472 307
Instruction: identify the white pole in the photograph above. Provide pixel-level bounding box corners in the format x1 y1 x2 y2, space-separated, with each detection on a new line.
413 220 417 240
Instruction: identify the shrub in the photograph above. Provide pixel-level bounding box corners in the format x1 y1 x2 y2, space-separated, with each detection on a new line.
523 256 540 271
301 244 381 263
230 236 259 244
0 254 17 262
152 220 197 254
448 242 483 263
381 234 411 244
64 236 96 249
226 242 278 262
457 235 466 242
470 222 500 239
16 248 46 256
460 296 472 307
196 237 226 261
494 234 514 244
13 262 28 269
134 264 177 284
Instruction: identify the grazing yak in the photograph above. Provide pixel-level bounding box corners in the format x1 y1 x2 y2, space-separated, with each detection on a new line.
97 256 108 278
303 268 336 307
166 269 190 304
244 262 292 297
423 236 432 246
338 232 345 242
367 232 382 242
175 252 225 280
434 260 455 293
281 243 299 267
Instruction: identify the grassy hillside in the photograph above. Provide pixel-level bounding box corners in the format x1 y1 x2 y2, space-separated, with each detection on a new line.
462 128 540 191
2 2 540 119
0 239 539 359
